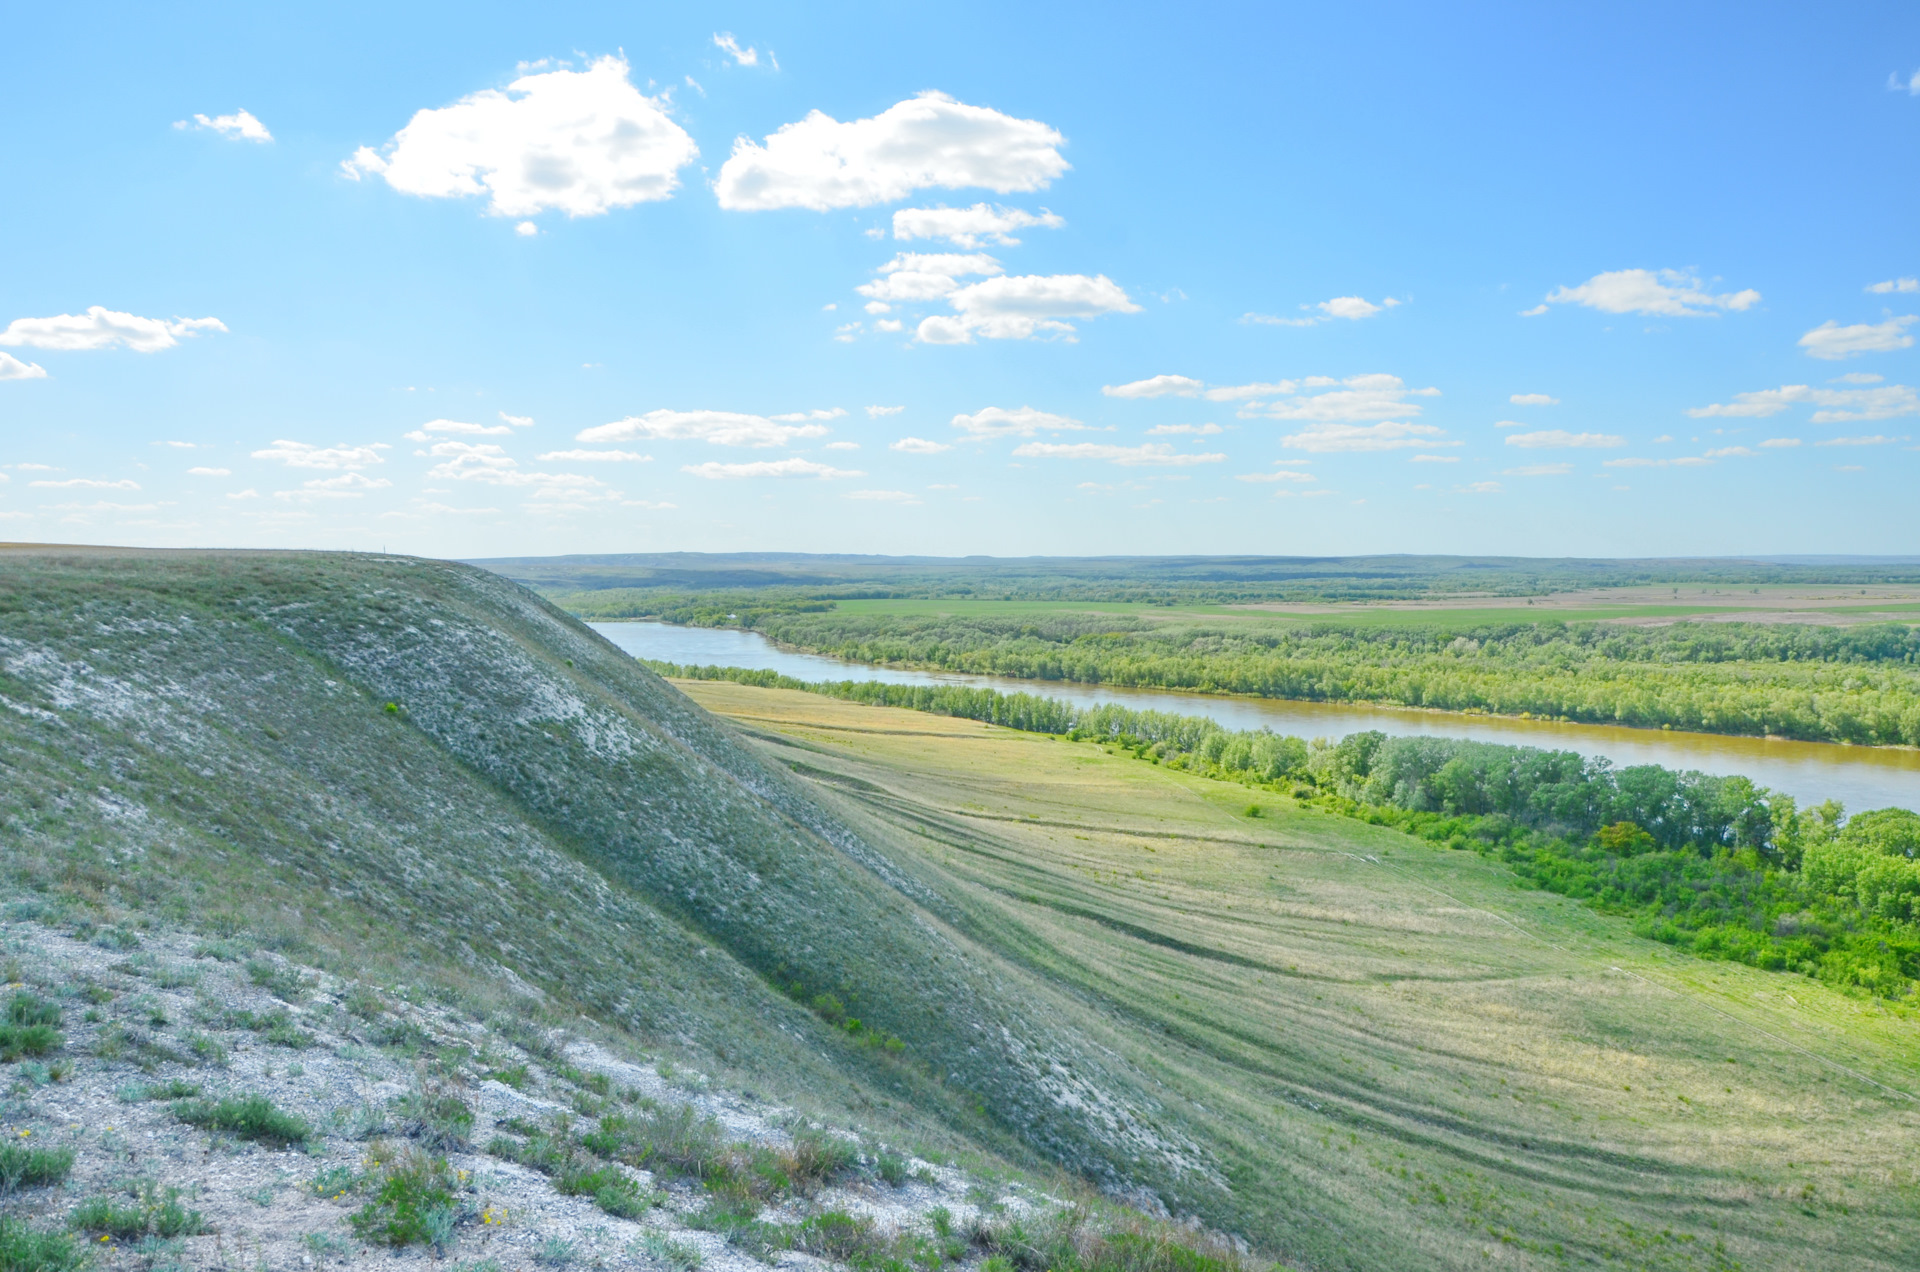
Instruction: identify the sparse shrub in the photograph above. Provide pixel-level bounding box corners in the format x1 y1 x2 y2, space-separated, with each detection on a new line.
0 994 63 1063
393 1086 474 1152
68 1186 207 1240
192 939 247 963
350 1145 465 1250
259 1011 316 1050
93 1026 182 1071
342 984 384 1019
0 1144 75 1192
632 1231 702 1271
172 1093 313 1147
310 1166 359 1199
93 927 141 951
875 1152 908 1187
302 1232 354 1259
184 1032 228 1065
485 1063 530 1090
9 995 61 1029
119 1079 201 1102
534 1237 576 1268
0 1215 86 1272
580 1103 727 1182
793 1210 878 1262
246 959 307 1002
782 1131 857 1191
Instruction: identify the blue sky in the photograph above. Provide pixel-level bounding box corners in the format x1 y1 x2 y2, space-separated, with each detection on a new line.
4 2 1918 559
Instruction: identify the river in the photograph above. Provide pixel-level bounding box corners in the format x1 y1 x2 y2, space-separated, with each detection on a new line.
589 621 1920 814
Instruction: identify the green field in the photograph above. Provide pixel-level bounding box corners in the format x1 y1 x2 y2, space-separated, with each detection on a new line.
683 679 1920 1270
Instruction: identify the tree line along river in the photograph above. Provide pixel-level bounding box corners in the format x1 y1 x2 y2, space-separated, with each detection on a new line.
590 621 1920 815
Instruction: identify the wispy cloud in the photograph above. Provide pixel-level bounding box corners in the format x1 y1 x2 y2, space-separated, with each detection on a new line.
1525 268 1759 318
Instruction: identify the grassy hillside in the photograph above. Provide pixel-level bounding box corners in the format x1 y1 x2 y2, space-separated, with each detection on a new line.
678 679 1920 1272
0 549 1229 1240
6 546 1918 1270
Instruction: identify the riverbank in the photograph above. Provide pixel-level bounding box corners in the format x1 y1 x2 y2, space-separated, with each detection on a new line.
590 622 1920 814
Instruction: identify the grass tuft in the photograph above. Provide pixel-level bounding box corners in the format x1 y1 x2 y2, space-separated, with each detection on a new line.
172 1093 313 1147
0 1144 75 1193
0 1216 87 1272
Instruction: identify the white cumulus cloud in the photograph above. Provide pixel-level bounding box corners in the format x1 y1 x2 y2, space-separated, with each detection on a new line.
1235 466 1316 483
1798 316 1916 360
1103 374 1204 399
846 489 921 504
712 33 761 67
1510 393 1559 406
187 467 231 476
715 92 1067 212
1226 373 1441 424
682 458 863 479
251 441 389 470
950 406 1088 439
1867 277 1918 294
1010 443 1224 466
1529 268 1761 317
0 307 226 353
890 437 951 454
404 418 514 441
1502 462 1573 476
1604 455 1713 468
535 449 651 462
179 109 272 142
28 478 140 490
578 409 835 447
921 273 1138 343
1687 383 1919 423
1759 437 1801 448
1280 422 1457 453
276 472 393 501
341 55 697 218
857 252 1004 303
892 203 1064 248
866 404 905 417
0 353 47 380
1503 429 1625 449
422 442 608 496
1146 423 1221 435
1242 296 1399 326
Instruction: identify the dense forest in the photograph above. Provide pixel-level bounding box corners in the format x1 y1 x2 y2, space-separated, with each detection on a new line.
658 609 1920 746
654 660 1920 1001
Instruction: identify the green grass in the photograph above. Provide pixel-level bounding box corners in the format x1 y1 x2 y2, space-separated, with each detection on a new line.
0 1144 74 1192
172 1093 313 1147
683 679 1920 1272
350 1147 463 1249
68 1187 207 1240
0 1216 86 1272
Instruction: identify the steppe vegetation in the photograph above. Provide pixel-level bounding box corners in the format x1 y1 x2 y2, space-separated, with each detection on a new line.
679 678 1920 1271
5 546 1918 1271
651 666 1920 999
485 554 1920 746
